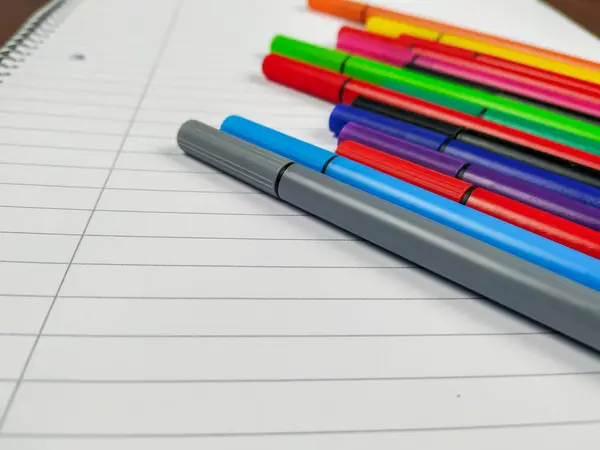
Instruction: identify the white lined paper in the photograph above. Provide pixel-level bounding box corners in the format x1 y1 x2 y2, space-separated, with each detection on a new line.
5 376 600 434
24 334 599 381
0 207 90 234
2 0 600 447
0 146 117 167
40 297 536 336
0 297 52 334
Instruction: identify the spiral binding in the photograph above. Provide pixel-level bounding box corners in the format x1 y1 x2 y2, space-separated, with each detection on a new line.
0 0 67 80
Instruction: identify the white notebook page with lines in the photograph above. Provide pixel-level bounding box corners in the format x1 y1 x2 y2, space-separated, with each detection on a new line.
1 0 600 448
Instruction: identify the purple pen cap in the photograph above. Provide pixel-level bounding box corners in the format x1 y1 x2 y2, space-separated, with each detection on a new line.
338 122 468 177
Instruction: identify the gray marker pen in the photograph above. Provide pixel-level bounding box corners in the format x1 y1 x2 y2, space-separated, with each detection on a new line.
178 119 600 353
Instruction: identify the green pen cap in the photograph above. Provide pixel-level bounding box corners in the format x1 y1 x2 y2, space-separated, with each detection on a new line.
270 35 349 73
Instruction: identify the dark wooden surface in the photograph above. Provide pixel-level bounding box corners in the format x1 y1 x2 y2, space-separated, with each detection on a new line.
0 1 599 46
0 0 48 46
545 0 600 37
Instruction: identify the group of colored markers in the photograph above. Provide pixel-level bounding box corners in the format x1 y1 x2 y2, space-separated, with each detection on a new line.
178 0 600 351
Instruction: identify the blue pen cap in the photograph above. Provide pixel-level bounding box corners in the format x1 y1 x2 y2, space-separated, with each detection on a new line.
444 140 600 209
329 104 449 151
221 115 334 173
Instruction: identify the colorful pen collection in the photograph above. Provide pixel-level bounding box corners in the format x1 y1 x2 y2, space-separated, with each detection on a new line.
177 1 600 351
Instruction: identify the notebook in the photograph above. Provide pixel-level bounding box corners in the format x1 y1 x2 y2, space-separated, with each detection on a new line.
1 0 600 448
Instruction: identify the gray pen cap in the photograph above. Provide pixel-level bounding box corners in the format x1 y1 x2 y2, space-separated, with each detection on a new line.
177 119 292 196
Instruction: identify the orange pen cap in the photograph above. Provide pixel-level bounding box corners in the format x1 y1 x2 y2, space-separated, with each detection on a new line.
307 0 367 22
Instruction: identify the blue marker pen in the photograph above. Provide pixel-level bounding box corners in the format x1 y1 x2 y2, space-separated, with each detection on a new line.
220 115 600 292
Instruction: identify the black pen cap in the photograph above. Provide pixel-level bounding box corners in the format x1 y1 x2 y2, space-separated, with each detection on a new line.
351 96 463 138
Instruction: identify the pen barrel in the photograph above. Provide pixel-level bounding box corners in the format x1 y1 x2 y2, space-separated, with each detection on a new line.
177 119 292 197
277 163 600 351
463 165 600 231
466 189 600 258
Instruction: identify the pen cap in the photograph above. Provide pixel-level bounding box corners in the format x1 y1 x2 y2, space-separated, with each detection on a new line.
307 0 367 22
220 115 334 173
336 140 472 202
343 55 403 86
262 54 348 104
365 16 440 40
177 119 292 197
271 35 349 73
336 27 414 67
407 36 477 60
350 95 465 137
329 104 450 150
339 123 467 177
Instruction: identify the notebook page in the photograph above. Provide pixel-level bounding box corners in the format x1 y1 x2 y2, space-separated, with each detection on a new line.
1 0 600 448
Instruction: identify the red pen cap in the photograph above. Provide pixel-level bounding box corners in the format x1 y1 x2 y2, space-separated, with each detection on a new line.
405 36 478 60
262 54 348 104
336 140 472 202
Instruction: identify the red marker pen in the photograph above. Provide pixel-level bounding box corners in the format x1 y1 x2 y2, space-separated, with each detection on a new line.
337 140 600 259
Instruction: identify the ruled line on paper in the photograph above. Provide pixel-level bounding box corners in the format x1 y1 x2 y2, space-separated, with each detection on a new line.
0 332 554 339
0 294 480 300
0 232 359 241
0 110 331 121
0 163 216 173
9 372 600 385
0 206 310 216
0 185 266 194
2 418 600 438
